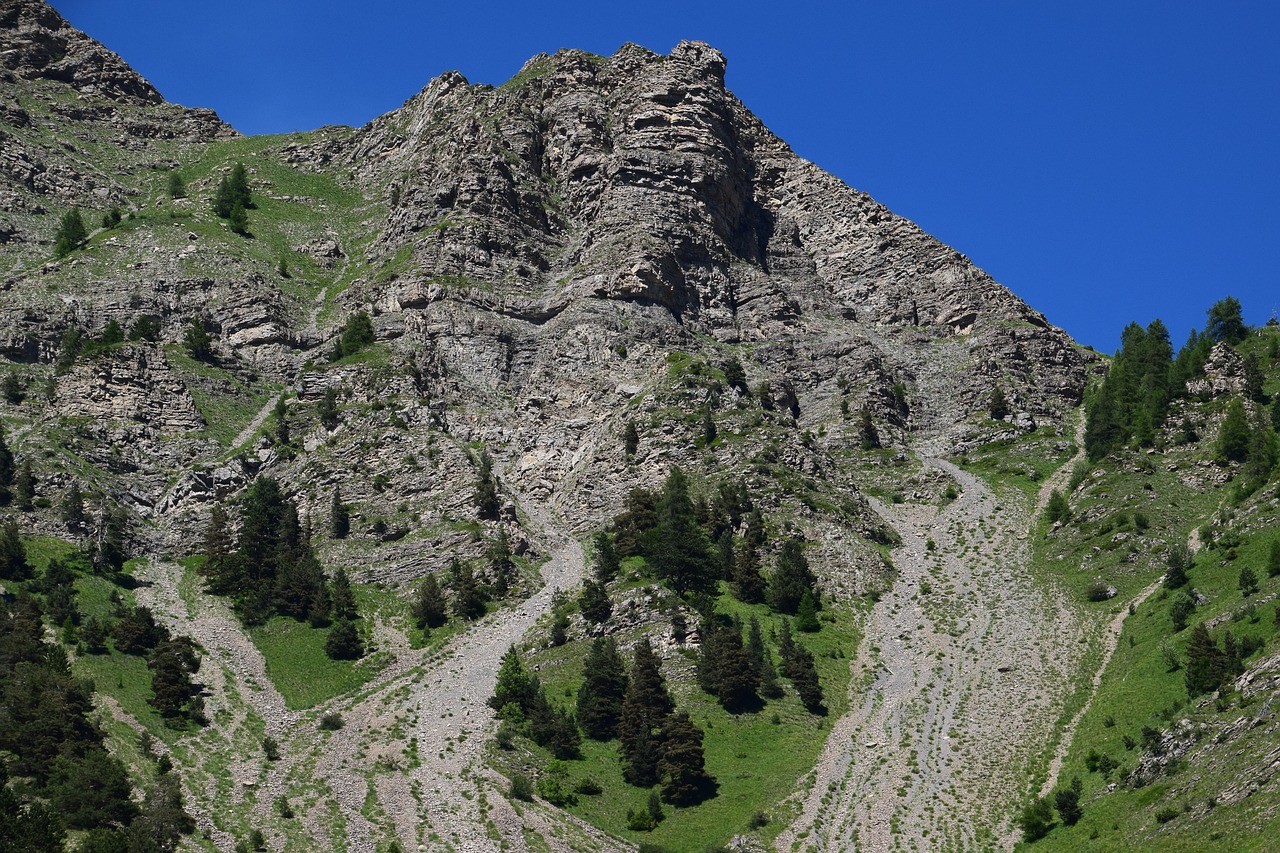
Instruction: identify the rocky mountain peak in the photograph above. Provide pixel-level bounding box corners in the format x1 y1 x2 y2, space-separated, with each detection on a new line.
0 0 163 105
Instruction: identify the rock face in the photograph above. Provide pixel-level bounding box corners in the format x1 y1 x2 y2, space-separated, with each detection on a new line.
0 3 1094 570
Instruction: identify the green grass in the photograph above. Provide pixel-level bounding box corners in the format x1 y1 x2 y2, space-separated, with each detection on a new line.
1022 455 1280 850
497 583 861 850
250 616 381 709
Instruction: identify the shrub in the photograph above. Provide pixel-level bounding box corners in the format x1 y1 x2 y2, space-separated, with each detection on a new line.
1154 805 1180 824
1017 796 1055 842
1086 581 1114 602
509 773 533 801
318 713 345 731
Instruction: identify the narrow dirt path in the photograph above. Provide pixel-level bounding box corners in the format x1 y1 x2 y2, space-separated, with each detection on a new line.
231 391 283 450
776 459 1083 853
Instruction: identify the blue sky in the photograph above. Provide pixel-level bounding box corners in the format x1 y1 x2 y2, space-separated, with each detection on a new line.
55 1 1279 353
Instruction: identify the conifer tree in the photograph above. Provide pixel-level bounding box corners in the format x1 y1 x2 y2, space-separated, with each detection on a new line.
1184 623 1227 696
989 385 1010 420
54 208 87 257
1239 565 1259 597
450 558 487 620
594 531 620 583
576 637 629 741
167 171 186 199
1217 398 1250 462
330 567 357 621
857 404 880 450
473 452 500 520
324 618 363 660
658 712 716 805
779 620 825 713
795 590 820 632
411 574 448 631
1268 539 1280 578
612 487 657 556
99 319 124 346
643 468 717 596
767 538 818 614
623 419 639 457
0 425 12 506
1 372 21 405
1164 541 1191 589
1206 296 1247 344
731 542 766 604
487 529 515 596
328 488 349 539
578 578 612 625
13 458 34 510
0 519 29 580
618 639 674 786
182 320 214 361
273 397 290 446
318 387 339 430
697 619 758 711
489 645 537 713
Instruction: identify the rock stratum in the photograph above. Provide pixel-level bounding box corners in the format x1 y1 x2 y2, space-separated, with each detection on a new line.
0 2 1113 851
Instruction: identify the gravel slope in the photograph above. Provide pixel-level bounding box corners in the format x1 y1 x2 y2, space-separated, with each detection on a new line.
776 458 1086 852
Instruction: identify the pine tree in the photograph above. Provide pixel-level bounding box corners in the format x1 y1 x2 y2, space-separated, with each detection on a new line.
779 620 825 713
658 712 716 806
1165 541 1191 588
989 385 1010 420
182 320 214 361
489 645 537 713
1268 539 1280 578
201 503 235 588
1184 623 1227 696
13 458 34 510
324 619 363 660
612 487 657 556
147 638 200 718
228 163 252 208
1044 489 1071 524
330 567 357 621
1169 591 1196 633
166 171 186 199
273 397 290 446
767 538 818 614
1217 398 1250 462
697 620 758 711
701 407 716 446
227 202 249 235
1 372 21 405
731 542 766 604
0 519 30 580
1206 296 1247 344
99 319 124 346
578 578 612 625
576 637 629 741
643 468 717 596
473 452 500 520
450 558 487 620
857 404 880 450
333 311 375 359
1018 796 1055 842
594 531 620 583
1239 565 1259 597
618 639 674 786
487 530 515 596
129 313 161 342
54 208 87 257
795 590 820 632
318 387 340 430
623 419 639 457
1243 352 1266 402
411 574 448 630
0 424 12 505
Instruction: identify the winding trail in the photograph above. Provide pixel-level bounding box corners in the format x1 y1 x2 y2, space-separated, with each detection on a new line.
776 454 1085 852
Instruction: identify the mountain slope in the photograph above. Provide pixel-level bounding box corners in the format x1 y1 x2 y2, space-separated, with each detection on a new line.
0 3 1125 852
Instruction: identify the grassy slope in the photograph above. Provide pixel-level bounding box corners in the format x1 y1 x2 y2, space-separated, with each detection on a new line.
492 568 862 852
1016 327 1280 850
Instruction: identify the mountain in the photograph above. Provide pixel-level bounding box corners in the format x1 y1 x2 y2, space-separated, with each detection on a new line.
6 3 1277 853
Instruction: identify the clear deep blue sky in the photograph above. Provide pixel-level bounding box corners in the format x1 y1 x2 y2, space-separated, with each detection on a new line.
54 0 1279 353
